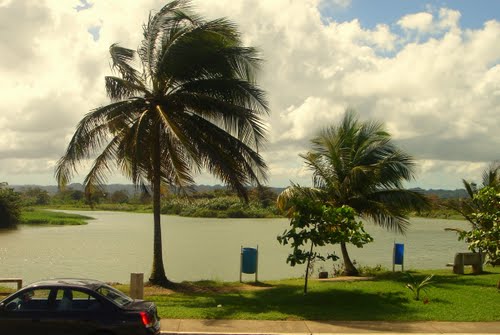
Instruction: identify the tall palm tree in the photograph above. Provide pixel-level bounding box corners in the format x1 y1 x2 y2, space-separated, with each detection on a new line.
56 0 268 286
277 110 429 275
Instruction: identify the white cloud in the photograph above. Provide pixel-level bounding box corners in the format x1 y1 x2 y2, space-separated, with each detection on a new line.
397 9 461 39
280 97 344 140
398 12 433 32
438 8 461 31
0 0 498 190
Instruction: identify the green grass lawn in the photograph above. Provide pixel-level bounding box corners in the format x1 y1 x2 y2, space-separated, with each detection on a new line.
20 209 93 225
139 268 500 321
1 268 498 321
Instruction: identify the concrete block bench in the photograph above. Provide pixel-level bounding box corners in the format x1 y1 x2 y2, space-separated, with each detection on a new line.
447 252 483 274
0 278 23 290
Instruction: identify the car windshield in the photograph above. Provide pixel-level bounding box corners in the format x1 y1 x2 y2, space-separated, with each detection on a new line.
95 284 133 307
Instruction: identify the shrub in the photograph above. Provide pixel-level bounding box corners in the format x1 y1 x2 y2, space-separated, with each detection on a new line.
0 185 22 228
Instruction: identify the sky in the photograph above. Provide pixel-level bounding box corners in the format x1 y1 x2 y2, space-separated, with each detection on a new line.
0 0 499 190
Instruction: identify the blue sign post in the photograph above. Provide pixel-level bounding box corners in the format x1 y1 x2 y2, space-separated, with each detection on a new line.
393 243 404 272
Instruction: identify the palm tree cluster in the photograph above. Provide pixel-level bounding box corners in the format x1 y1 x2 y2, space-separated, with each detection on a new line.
56 0 269 285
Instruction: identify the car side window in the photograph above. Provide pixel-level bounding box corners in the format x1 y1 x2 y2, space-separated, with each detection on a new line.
6 289 52 311
55 288 102 311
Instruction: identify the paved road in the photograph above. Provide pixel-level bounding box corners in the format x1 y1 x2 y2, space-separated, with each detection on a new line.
160 319 500 334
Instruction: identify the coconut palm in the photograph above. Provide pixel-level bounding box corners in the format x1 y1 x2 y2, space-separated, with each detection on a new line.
56 0 268 286
451 162 500 224
277 110 429 276
445 162 499 268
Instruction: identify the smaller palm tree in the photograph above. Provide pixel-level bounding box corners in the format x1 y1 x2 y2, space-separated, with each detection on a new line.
448 162 499 225
278 110 429 275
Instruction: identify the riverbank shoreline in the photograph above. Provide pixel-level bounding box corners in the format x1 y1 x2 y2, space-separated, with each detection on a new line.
37 205 465 221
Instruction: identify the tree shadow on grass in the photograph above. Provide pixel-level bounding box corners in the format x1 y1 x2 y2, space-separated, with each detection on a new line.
153 268 500 321
160 284 415 321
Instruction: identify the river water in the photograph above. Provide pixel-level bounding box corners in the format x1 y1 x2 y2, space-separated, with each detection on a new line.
0 211 470 285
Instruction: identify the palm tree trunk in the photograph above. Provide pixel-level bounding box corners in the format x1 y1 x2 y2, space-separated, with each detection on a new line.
149 124 170 286
340 242 359 276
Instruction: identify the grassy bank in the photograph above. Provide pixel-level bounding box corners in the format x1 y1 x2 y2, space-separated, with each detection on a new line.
41 204 464 221
123 268 500 321
20 209 93 225
413 209 464 220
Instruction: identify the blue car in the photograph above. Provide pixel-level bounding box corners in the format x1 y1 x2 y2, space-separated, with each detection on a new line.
0 278 161 335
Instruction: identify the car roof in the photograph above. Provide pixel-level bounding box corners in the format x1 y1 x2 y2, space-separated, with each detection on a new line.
25 278 106 291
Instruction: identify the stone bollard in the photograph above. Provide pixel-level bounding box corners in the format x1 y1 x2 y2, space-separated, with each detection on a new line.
130 273 144 300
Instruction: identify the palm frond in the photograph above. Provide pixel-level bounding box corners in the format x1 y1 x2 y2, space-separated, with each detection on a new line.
276 184 324 215
105 76 148 101
160 133 195 188
462 179 477 198
482 161 500 188
55 100 147 189
138 0 200 84
109 44 142 84
169 89 267 150
117 107 152 185
365 210 411 234
155 18 264 90
367 189 430 212
83 136 121 197
176 78 268 115
181 112 267 200
153 103 200 161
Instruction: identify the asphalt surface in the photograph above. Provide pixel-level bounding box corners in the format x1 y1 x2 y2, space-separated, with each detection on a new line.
160 319 500 334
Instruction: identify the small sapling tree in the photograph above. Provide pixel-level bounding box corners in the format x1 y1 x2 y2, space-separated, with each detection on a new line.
457 187 500 267
404 272 435 301
277 196 373 294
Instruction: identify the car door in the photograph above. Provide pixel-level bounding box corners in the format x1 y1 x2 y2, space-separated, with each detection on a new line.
0 288 53 335
46 288 114 335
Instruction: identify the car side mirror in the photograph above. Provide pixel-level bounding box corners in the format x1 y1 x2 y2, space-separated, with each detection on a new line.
0 302 5 311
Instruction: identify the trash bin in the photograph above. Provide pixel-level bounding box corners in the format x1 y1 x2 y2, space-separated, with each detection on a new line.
241 247 258 274
393 243 404 271
394 243 404 264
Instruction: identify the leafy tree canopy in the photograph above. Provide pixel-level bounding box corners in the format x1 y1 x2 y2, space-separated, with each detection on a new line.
277 194 373 293
458 186 500 266
0 183 21 228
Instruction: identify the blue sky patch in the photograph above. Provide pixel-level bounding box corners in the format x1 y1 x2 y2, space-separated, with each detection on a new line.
319 0 500 30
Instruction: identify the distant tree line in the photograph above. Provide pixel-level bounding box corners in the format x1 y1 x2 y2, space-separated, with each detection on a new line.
1 181 487 227
0 182 281 226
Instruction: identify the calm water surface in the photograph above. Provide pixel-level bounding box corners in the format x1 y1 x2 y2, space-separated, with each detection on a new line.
0 211 470 285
